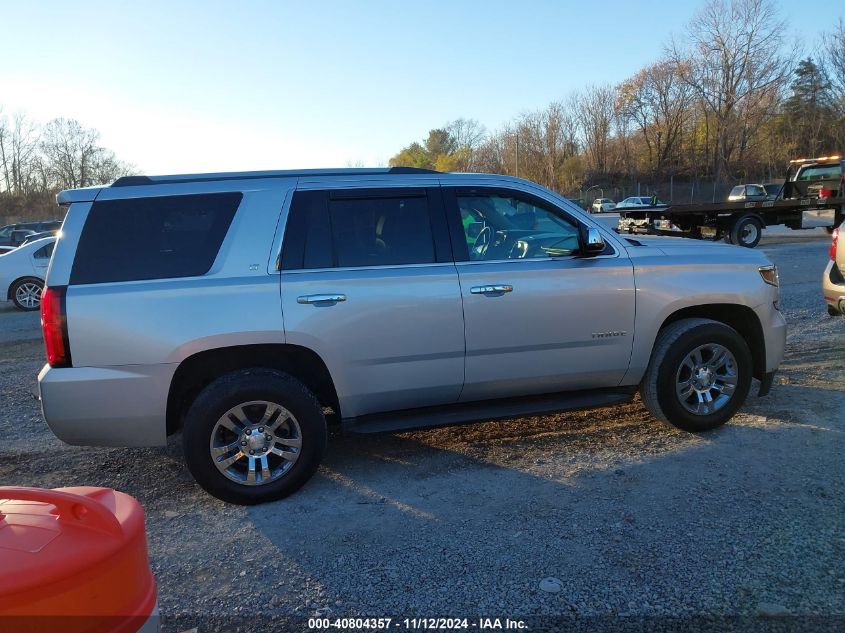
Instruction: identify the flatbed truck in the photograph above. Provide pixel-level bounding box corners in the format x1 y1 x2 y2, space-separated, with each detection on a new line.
617 156 845 248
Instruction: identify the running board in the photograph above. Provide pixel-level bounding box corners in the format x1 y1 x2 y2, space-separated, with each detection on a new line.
342 389 635 434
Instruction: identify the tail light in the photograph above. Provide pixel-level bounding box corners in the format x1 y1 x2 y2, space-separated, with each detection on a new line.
41 286 72 367
831 227 839 261
819 188 834 198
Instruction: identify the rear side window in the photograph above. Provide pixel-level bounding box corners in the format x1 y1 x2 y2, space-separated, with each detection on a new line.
281 188 441 269
33 242 55 260
70 192 241 285
329 195 434 267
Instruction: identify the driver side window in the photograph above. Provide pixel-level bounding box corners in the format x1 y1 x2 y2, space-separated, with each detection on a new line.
457 192 580 261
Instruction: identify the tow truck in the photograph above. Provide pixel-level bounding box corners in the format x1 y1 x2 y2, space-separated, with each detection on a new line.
617 155 845 248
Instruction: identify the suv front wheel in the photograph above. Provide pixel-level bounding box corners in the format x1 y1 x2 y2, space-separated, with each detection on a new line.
640 318 752 432
182 368 327 504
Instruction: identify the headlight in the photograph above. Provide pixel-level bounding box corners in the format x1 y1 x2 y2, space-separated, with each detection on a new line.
759 265 779 287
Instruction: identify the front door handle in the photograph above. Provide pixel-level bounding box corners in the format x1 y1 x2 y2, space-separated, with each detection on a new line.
297 293 347 304
470 285 513 295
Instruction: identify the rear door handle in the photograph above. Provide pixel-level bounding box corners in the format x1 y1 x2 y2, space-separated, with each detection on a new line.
470 285 513 295
297 293 347 304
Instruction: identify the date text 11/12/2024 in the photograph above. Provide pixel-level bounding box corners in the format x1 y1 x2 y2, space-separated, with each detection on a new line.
308 617 528 630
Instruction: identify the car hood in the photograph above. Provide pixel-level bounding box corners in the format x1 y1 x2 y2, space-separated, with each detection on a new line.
621 234 770 263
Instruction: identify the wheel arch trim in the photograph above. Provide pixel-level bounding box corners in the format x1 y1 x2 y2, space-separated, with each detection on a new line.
165 343 339 436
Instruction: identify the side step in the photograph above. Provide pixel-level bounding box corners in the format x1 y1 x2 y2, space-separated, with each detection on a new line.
342 388 635 434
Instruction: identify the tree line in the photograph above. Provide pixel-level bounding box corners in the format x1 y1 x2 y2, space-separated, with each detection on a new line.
389 0 845 202
0 112 133 221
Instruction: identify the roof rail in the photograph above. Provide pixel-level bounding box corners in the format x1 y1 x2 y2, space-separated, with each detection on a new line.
111 167 440 188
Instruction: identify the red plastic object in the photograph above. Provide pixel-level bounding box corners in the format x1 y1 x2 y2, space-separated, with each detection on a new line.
819 187 834 198
0 486 158 632
831 227 839 261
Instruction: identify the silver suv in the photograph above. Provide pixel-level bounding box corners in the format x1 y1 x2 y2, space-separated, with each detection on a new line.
38 168 786 504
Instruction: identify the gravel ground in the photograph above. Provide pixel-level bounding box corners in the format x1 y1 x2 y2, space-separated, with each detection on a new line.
0 236 843 632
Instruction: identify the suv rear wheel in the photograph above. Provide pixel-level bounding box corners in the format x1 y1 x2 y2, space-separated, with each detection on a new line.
640 318 752 432
182 368 327 504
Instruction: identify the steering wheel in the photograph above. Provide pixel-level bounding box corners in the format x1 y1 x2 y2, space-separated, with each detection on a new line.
473 225 493 259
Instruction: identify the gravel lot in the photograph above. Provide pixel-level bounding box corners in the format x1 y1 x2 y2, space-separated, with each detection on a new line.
1 232 843 632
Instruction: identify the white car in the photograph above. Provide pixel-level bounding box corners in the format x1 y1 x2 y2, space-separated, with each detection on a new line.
0 236 56 311
591 198 616 213
617 196 666 209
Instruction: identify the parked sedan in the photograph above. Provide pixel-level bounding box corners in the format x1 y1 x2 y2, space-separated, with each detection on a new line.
0 220 61 247
616 196 666 209
728 184 768 202
20 230 58 246
0 236 56 310
824 227 844 316
591 198 616 213
762 183 783 200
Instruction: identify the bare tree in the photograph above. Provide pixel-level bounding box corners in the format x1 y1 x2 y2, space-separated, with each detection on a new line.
822 18 845 97
575 85 615 174
5 113 40 195
510 102 579 190
444 118 487 171
0 108 9 192
669 0 792 181
821 19 845 151
40 118 106 189
617 59 693 175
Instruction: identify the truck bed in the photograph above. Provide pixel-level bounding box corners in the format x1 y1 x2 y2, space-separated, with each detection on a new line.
617 196 845 219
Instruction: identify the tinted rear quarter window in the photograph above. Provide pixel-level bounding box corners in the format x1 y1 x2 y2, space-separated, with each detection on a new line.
70 192 242 285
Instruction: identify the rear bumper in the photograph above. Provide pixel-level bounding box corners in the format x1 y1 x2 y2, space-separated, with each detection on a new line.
823 260 845 315
38 363 174 446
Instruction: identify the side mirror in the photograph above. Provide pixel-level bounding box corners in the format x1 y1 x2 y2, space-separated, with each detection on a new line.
580 226 605 256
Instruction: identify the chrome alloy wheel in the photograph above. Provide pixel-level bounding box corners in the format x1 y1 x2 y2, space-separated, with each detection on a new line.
15 282 42 309
675 344 738 416
210 400 302 486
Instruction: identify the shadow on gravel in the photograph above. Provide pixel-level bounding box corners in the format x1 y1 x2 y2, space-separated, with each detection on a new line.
742 383 845 430
242 401 844 619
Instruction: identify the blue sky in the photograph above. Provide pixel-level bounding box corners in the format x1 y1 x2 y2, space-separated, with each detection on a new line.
0 0 830 174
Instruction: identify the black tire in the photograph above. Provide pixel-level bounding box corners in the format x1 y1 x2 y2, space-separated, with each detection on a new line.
640 318 752 432
829 305 841 316
729 215 763 248
10 277 44 311
182 368 327 504
826 226 835 234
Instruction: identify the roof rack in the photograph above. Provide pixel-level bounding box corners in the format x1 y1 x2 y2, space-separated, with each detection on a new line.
111 167 440 188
